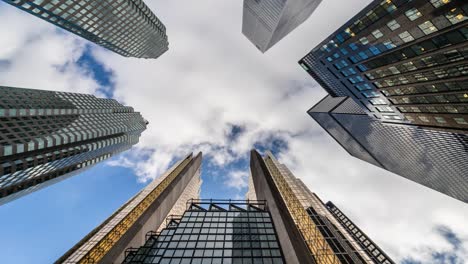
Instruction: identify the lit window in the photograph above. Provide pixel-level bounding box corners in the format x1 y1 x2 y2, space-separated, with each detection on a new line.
430 0 451 8
399 31 415 43
445 9 467 25
405 8 422 21
372 29 383 39
418 21 438 35
387 20 400 31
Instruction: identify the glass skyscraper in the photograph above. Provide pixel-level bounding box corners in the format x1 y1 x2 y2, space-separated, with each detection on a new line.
300 0 467 131
2 0 168 59
242 0 322 52
0 86 147 205
61 150 392 263
299 0 468 202
309 96 468 203
58 153 202 264
250 150 394 263
123 200 286 264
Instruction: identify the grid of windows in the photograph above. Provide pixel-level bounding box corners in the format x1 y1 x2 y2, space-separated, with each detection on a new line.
4 0 168 59
300 0 468 132
262 152 396 263
0 86 147 205
123 201 285 264
309 96 468 203
242 0 321 52
326 202 393 264
60 155 194 264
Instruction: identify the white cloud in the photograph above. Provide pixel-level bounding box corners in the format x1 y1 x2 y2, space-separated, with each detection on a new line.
0 6 102 95
1 0 467 262
224 170 249 190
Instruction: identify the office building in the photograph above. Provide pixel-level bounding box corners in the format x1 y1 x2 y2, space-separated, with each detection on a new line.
61 150 392 263
0 85 147 205
2 0 168 58
299 0 468 201
57 152 202 264
326 201 393 264
300 0 467 132
242 0 322 52
309 96 468 203
123 200 286 264
250 150 394 263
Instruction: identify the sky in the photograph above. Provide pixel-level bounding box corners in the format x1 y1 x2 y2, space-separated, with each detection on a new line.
0 0 467 263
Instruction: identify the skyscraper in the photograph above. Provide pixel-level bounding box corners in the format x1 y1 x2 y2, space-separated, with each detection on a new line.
308 96 468 203
242 0 322 52
2 0 168 59
300 0 467 131
62 150 392 263
0 86 147 205
299 0 468 201
57 152 202 264
250 150 394 263
123 200 286 264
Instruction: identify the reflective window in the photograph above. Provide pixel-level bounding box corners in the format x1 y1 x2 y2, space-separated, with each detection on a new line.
386 19 400 31
399 31 415 43
430 0 451 8
418 21 438 35
405 8 422 21
372 29 383 39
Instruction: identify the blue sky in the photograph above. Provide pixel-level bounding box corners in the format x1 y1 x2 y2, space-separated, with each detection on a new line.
0 1 467 263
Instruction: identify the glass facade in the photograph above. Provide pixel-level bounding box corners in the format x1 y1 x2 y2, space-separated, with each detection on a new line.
3 0 168 59
309 96 468 203
299 0 467 132
242 0 322 52
326 202 394 264
59 154 200 264
0 86 147 205
123 200 286 264
259 151 394 264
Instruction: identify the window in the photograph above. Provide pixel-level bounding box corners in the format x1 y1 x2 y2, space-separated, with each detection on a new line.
445 9 467 25
362 91 380 98
387 19 400 31
376 106 394 112
430 0 451 8
419 21 438 35
372 29 383 39
349 43 358 50
388 66 400 74
399 31 415 43
405 8 422 21
370 98 387 105
434 117 447 124
454 117 468 125
369 46 381 55
356 83 372 91
360 37 369 45
3 145 12 156
418 116 430 122
383 40 396 49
